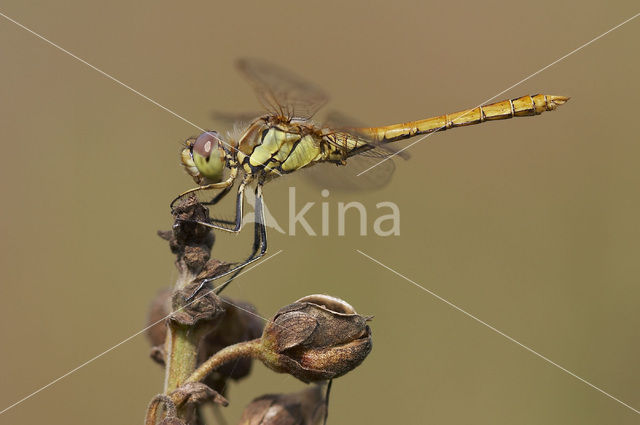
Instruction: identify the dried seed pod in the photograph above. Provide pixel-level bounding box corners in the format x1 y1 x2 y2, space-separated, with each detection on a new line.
260 294 372 383
170 382 228 408
238 385 325 425
170 280 225 329
160 195 215 275
145 394 179 425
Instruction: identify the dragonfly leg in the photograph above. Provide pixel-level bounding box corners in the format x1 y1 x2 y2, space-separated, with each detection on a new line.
169 166 238 209
185 182 268 300
175 175 252 233
201 183 237 226
213 182 267 294
200 183 233 206
207 217 236 226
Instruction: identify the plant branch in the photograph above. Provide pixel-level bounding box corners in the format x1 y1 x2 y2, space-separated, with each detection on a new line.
186 339 262 384
164 322 202 393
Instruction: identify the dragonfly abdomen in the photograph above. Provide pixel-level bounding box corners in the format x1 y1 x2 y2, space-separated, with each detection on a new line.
361 94 569 143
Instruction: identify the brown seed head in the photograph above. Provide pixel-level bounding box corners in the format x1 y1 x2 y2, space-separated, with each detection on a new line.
170 281 225 329
260 294 372 383
238 385 325 425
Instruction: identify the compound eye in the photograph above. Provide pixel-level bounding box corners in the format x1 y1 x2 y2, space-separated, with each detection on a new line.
193 131 221 159
192 131 225 182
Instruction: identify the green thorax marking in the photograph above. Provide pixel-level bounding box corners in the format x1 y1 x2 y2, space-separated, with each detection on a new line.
244 127 320 173
242 125 367 175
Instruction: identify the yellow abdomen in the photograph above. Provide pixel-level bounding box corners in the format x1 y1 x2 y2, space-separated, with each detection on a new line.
360 94 569 143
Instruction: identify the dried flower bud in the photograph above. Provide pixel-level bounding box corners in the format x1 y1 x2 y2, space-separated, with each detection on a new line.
160 195 215 275
238 385 325 425
259 294 372 383
170 382 228 408
145 394 179 425
170 280 225 329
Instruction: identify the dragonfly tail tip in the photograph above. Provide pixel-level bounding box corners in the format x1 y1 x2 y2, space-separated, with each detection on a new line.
546 95 570 110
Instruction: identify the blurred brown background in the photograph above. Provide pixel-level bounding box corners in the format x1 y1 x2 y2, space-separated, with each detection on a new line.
1 1 639 424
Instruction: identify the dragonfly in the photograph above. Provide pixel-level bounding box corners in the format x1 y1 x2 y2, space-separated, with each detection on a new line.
173 58 569 297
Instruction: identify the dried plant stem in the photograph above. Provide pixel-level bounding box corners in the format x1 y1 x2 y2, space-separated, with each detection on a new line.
164 322 202 393
186 339 262 384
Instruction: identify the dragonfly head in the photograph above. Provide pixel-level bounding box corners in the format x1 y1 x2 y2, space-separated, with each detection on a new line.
181 131 226 184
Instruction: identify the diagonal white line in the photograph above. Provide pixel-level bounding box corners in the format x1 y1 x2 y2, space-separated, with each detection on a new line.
218 297 275 327
356 249 640 415
0 10 282 176
357 11 640 177
0 250 284 416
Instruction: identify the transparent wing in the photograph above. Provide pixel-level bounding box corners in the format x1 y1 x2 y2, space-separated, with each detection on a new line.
301 155 397 191
211 110 263 128
300 111 408 191
236 58 329 119
322 110 410 160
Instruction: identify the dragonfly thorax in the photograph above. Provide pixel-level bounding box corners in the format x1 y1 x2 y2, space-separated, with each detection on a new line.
233 122 316 176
